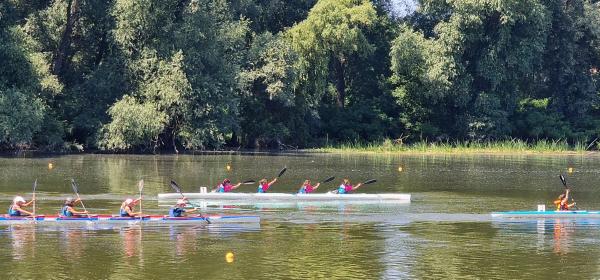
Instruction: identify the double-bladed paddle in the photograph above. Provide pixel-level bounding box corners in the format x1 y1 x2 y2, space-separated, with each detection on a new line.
70 179 90 217
559 174 578 210
170 180 210 224
32 179 37 217
138 179 144 220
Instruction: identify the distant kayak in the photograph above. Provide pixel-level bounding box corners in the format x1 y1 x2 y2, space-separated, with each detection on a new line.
158 192 411 202
491 210 600 219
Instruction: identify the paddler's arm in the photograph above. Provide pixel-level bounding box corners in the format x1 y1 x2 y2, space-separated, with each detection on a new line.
125 206 140 216
563 189 570 204
313 183 321 190
186 208 198 214
231 183 242 190
13 205 34 216
268 178 277 186
22 199 34 207
69 206 88 215
352 183 363 191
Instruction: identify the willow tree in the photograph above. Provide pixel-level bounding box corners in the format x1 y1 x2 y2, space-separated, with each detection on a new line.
287 0 376 108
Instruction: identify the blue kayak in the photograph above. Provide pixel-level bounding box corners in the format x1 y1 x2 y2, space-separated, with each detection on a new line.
492 210 600 218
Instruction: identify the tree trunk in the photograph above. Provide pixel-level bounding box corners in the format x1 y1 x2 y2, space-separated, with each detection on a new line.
53 0 80 76
333 55 346 108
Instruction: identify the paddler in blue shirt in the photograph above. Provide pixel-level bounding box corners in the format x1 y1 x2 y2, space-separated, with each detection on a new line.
8 196 35 216
169 199 198 217
337 179 362 194
120 198 142 217
61 197 89 217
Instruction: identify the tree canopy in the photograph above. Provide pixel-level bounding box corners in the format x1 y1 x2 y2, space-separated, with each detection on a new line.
0 0 598 152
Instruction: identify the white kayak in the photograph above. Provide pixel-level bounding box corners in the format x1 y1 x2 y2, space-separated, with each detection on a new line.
491 210 600 219
158 192 411 202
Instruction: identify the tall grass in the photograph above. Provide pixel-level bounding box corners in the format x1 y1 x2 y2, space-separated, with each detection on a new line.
313 139 590 154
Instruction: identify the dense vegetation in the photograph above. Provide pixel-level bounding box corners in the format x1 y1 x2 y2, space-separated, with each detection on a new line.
0 0 598 152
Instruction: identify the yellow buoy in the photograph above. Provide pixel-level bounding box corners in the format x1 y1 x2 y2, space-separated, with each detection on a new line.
225 252 234 263
568 167 574 173
226 164 231 171
48 163 53 170
398 166 403 172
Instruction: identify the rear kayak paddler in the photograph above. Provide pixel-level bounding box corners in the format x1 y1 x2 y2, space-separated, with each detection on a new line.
61 197 89 217
8 196 35 216
119 198 142 217
257 178 277 193
337 179 363 194
554 188 576 211
213 179 242 193
298 180 321 194
169 199 198 217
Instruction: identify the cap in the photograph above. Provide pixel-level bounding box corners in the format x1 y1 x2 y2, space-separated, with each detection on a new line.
13 196 25 204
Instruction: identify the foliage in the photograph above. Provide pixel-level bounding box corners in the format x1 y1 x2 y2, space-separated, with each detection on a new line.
0 0 598 152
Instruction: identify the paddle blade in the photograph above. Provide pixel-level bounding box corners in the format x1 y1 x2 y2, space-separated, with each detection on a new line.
170 180 182 193
138 179 144 192
33 179 37 192
559 174 567 187
277 167 287 178
242 180 256 185
321 176 335 184
363 179 377 185
70 179 79 194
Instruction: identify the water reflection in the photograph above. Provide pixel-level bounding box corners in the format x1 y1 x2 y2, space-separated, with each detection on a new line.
9 224 36 260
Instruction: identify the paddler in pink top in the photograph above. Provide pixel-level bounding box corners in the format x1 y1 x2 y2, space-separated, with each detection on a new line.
213 179 242 193
298 180 321 194
337 179 362 194
257 178 277 193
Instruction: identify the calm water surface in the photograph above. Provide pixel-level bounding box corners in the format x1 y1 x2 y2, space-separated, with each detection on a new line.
0 153 600 279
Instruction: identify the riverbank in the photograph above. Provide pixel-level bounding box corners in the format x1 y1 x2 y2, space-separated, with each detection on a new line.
310 139 596 155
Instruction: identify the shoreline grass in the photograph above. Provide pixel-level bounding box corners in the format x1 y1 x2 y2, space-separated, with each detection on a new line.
310 139 592 155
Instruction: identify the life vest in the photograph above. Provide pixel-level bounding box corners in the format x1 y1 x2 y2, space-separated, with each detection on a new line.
8 205 21 216
338 184 352 194
298 185 314 194
554 199 569 211
258 183 270 193
120 206 131 217
169 207 185 217
61 206 73 216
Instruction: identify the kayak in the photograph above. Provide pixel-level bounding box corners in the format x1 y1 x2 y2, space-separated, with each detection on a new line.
0 214 260 224
491 210 600 219
157 192 411 202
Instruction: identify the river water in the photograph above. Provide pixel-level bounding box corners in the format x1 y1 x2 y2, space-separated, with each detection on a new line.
0 153 599 279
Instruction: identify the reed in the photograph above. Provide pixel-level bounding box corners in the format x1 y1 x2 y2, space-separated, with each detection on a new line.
313 139 590 154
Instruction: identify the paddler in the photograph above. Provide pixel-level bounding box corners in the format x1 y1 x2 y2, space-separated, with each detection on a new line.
257 178 277 193
119 198 142 217
8 196 35 216
298 180 321 194
554 189 576 211
213 179 242 193
169 199 198 217
61 197 89 217
337 179 362 194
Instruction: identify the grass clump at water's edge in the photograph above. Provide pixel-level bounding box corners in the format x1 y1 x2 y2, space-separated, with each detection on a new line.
311 139 592 154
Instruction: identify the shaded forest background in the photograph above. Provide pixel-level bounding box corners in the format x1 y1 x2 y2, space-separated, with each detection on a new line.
0 0 599 152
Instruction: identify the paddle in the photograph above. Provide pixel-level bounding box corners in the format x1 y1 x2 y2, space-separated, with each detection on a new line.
32 179 37 219
559 174 578 210
277 167 287 178
170 180 210 224
320 176 335 184
70 179 90 217
138 179 144 220
242 180 256 185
